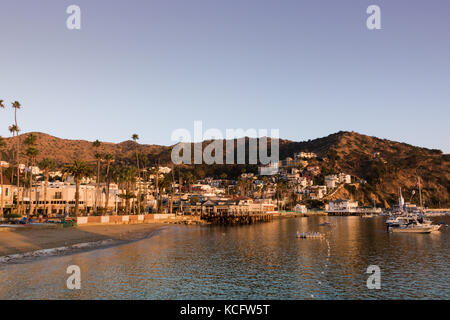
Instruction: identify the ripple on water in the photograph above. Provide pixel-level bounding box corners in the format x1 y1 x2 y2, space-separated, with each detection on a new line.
0 217 449 299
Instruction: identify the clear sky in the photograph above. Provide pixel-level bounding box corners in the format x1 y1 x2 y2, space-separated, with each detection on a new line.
0 0 449 152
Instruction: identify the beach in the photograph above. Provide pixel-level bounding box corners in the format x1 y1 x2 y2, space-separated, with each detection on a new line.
0 223 168 257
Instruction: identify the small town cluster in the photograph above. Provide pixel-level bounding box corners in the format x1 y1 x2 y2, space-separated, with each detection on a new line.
0 150 371 219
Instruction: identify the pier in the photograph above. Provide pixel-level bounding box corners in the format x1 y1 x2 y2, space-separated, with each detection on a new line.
203 213 273 225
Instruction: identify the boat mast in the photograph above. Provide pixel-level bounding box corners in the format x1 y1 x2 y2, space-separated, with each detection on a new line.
418 177 423 209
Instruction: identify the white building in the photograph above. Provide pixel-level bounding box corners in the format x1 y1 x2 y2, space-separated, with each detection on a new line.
327 199 359 212
295 152 317 159
325 175 339 189
293 204 307 214
338 173 351 184
325 173 351 188
258 162 279 176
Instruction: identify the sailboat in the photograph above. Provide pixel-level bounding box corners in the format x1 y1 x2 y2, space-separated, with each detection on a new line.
386 181 441 233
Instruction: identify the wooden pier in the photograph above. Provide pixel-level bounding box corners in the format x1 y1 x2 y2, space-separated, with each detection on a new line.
204 213 273 225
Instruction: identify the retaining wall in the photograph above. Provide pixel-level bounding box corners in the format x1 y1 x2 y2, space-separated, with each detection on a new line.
76 214 175 225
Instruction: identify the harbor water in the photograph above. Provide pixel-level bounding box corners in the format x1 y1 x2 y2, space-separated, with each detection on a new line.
0 216 449 299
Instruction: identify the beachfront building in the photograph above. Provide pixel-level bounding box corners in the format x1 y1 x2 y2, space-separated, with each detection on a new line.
0 184 16 211
293 204 307 214
326 199 359 213
184 198 276 217
21 182 121 216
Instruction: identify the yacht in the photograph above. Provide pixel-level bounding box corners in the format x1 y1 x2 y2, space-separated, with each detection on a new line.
386 184 441 233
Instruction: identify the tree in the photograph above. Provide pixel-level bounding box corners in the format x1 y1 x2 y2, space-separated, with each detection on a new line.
8 124 21 214
103 153 114 213
63 160 93 216
132 134 141 214
25 146 39 217
149 164 161 212
24 134 39 217
160 173 173 213
39 158 56 216
184 172 195 194
118 166 137 215
12 101 21 129
0 136 5 217
92 140 101 213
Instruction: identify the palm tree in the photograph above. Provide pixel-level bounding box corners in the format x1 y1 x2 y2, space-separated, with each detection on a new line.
103 153 114 213
131 134 141 214
24 134 39 216
11 101 21 129
8 124 18 136
8 124 20 214
0 136 5 217
118 166 137 215
92 140 102 213
25 146 39 217
63 160 93 216
150 164 162 212
160 174 173 213
38 158 56 216
94 152 103 211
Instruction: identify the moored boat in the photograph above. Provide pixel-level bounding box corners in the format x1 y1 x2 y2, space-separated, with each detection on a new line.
296 231 324 239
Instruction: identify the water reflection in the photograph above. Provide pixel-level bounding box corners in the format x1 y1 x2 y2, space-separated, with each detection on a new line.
0 216 448 299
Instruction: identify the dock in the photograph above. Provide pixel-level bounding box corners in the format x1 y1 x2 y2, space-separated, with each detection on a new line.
203 213 273 225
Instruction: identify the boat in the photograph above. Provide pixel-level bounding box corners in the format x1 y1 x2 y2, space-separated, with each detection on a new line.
390 224 433 233
296 231 324 239
361 214 375 218
386 184 442 233
318 222 331 226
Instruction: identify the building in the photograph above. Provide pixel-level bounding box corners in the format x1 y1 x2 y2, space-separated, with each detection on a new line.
306 166 321 176
338 173 351 184
326 199 359 212
325 173 351 188
184 198 276 217
325 175 339 189
293 204 307 213
294 152 317 159
258 162 279 175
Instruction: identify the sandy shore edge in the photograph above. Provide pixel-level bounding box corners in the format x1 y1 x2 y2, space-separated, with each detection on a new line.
0 223 170 263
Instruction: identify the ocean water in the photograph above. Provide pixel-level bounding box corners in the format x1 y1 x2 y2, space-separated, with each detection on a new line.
0 216 449 299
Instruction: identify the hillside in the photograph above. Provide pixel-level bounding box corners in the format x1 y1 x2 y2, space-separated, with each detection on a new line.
1 131 448 207
1 132 169 165
280 131 449 207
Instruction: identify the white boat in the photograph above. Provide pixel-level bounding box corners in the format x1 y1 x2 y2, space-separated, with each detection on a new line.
296 231 323 239
390 225 433 233
386 185 441 233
